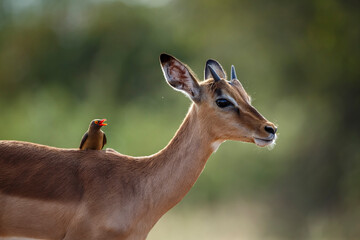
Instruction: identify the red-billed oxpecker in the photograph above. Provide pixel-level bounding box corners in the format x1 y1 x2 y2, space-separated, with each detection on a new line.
79 119 107 150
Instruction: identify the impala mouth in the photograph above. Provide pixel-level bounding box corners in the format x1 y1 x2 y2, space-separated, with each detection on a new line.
254 135 277 147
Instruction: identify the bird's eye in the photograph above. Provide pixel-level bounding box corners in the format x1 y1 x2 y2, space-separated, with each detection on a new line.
216 98 233 108
95 121 98 124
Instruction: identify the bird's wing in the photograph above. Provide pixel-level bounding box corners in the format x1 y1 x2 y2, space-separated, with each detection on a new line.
79 132 89 149
102 133 107 149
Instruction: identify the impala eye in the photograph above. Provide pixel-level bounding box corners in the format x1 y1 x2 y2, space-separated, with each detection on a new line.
216 98 233 108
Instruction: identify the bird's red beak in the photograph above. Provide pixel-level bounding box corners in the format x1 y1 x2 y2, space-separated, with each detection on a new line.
98 119 107 126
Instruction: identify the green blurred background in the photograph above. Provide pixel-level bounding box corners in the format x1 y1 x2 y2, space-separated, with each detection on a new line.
0 0 359 239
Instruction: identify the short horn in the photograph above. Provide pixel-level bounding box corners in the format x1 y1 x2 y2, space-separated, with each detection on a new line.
231 65 237 80
208 65 221 82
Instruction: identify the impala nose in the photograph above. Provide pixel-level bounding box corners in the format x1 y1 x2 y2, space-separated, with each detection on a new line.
264 125 277 134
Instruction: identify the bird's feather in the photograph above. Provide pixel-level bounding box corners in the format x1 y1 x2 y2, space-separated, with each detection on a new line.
79 132 88 149
102 133 107 149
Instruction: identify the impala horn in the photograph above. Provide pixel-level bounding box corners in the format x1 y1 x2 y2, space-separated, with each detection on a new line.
208 65 221 82
231 65 237 80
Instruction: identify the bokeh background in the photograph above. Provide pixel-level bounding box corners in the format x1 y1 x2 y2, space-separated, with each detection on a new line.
0 0 359 239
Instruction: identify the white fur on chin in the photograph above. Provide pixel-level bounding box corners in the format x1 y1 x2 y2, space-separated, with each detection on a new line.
254 134 277 150
211 140 224 152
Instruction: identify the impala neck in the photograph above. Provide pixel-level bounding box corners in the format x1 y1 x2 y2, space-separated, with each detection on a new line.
147 104 217 213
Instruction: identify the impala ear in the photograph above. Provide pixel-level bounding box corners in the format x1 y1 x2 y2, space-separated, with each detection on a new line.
160 53 201 102
204 59 226 80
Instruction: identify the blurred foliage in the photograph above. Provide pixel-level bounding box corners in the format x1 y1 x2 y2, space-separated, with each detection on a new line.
0 0 359 239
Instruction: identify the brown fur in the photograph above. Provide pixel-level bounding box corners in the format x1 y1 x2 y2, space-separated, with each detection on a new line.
0 141 150 202
0 54 277 240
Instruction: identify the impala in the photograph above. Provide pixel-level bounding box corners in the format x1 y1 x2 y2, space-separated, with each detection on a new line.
0 54 277 240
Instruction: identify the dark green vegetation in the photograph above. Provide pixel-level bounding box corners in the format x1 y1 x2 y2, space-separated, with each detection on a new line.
0 0 359 239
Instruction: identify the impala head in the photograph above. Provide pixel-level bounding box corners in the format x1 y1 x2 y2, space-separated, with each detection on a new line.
160 53 277 147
